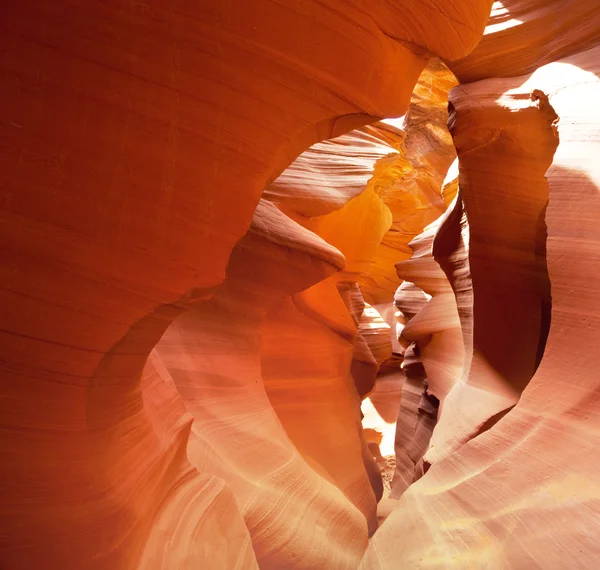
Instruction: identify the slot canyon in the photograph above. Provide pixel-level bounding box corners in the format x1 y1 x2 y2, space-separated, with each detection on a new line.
2 0 600 568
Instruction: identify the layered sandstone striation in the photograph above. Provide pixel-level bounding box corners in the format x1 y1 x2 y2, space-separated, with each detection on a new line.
357 61 464 492
149 196 369 568
144 113 454 565
361 59 464 500
417 85 559 467
0 1 495 568
12 1 600 569
362 2 600 567
359 60 459 306
391 209 464 498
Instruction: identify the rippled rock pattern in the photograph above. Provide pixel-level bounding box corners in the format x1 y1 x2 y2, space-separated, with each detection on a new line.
362 2 600 568
5 1 600 569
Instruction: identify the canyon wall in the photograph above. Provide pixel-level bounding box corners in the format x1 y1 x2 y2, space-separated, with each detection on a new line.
4 0 600 569
0 1 493 567
362 1 600 567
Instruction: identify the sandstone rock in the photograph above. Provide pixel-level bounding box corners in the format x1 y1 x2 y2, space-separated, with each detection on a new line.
426 80 559 466
359 60 459 306
362 36 600 570
0 1 500 567
396 217 464 402
452 0 600 82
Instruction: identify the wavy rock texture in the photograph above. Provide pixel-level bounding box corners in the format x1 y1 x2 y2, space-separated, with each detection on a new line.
423 85 558 465
0 1 496 568
362 13 600 569
389 344 431 499
451 0 600 81
262 127 399 531
396 215 464 403
139 353 260 570
145 124 410 567
359 60 459 305
351 299 394 400
270 125 399 407
390 209 464 498
150 198 371 569
358 61 462 496
361 59 463 500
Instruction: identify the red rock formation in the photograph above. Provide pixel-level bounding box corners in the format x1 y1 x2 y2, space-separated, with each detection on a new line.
0 1 498 567
425 85 558 465
362 6 600 567
359 60 458 305
149 199 371 568
389 344 430 498
390 211 465 498
451 0 600 81
145 123 412 566
363 59 463 500
140 353 260 569
396 218 464 403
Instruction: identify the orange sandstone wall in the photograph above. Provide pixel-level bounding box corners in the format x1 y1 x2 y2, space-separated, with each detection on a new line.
359 60 458 306
147 120 444 565
0 1 493 567
362 2 600 567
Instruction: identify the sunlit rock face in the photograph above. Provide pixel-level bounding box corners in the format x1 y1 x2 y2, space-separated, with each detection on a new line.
359 60 459 306
390 211 465 499
149 196 369 569
396 216 464 404
21 0 600 568
359 58 463 500
357 60 463 489
362 2 600 567
424 86 558 465
146 115 455 566
451 0 600 82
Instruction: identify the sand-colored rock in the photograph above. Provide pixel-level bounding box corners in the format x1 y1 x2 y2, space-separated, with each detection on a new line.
362 39 600 570
373 61 464 498
149 196 372 567
390 211 464 498
358 61 462 497
149 125 403 565
396 217 464 402
389 344 430 499
424 82 558 465
0 0 498 567
267 130 400 516
359 60 458 305
361 370 404 458
139 354 259 570
451 0 600 82
145 119 420 565
351 300 392 400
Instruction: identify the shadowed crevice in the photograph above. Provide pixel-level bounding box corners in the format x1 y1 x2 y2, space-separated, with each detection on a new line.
534 200 552 371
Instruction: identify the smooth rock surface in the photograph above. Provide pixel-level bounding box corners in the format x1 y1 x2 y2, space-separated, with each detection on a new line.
362 35 600 570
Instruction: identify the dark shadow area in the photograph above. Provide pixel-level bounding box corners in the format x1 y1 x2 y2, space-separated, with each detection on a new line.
535 201 552 371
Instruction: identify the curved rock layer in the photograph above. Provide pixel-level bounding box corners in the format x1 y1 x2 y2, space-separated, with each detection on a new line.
141 123 403 568
0 1 495 568
389 344 432 499
451 0 600 81
359 60 463 490
425 84 558 465
368 58 464 500
149 209 369 569
359 60 459 305
141 122 416 566
390 207 465 498
362 22 600 570
396 214 464 403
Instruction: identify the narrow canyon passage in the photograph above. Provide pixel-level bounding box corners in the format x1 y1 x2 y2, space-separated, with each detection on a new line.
2 1 600 569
